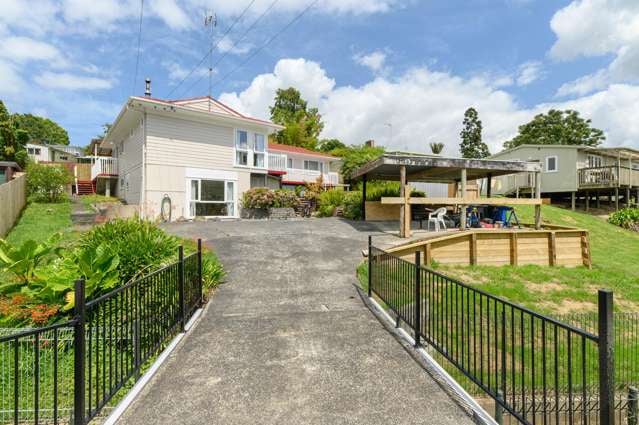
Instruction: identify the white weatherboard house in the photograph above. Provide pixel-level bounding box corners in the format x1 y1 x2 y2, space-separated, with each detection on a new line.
100 95 339 221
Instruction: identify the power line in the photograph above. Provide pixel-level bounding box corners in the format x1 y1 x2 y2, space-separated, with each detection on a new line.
178 0 280 98
131 0 145 95
166 0 257 98
210 0 320 92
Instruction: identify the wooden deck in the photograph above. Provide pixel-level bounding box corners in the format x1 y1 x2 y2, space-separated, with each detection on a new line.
383 224 591 268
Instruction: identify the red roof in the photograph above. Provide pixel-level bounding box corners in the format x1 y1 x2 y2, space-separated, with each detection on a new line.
268 142 338 159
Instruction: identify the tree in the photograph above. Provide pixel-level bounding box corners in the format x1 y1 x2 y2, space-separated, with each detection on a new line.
0 100 29 167
318 138 345 152
269 87 324 150
504 109 605 149
12 113 69 145
26 162 72 202
459 107 490 158
330 144 385 180
429 142 444 154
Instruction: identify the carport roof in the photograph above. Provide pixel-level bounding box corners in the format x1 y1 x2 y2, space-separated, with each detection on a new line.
351 152 541 183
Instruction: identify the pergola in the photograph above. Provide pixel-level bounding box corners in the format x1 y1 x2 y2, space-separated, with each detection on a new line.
351 153 544 238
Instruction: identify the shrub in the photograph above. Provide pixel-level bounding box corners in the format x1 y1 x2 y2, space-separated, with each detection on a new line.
361 181 425 202
317 189 345 217
342 191 363 220
242 188 299 209
79 219 179 283
609 208 639 231
26 162 72 202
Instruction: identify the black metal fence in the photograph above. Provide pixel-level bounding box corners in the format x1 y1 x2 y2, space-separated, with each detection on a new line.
0 240 203 425
368 238 619 425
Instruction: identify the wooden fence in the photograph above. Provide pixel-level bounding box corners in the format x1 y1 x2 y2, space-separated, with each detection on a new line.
0 173 26 237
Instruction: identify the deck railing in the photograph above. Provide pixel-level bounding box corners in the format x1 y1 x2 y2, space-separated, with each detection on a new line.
0 241 202 425
267 153 287 171
368 240 619 425
90 157 118 180
578 166 620 188
285 168 339 186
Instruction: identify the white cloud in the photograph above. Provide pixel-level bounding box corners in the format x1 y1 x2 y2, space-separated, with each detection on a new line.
149 0 192 30
220 58 639 155
162 60 210 82
0 60 25 95
217 36 252 55
0 36 65 65
550 0 639 96
35 72 114 90
186 0 401 17
353 50 387 73
516 61 543 86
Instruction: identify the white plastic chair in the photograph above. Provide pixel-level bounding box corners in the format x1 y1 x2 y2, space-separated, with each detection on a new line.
427 207 448 232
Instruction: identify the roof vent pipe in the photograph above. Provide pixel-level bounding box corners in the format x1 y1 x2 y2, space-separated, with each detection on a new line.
144 78 151 97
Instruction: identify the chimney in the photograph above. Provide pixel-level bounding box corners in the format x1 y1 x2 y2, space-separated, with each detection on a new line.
144 78 151 97
365 139 375 148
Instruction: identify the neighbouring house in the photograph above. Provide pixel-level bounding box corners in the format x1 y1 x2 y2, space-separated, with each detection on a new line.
0 161 22 184
489 144 639 209
266 142 340 190
27 143 84 163
99 94 342 221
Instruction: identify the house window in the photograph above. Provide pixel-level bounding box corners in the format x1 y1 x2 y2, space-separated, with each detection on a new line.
35 148 41 155
287 158 293 168
253 134 265 167
28 148 34 154
189 178 235 217
545 156 558 172
235 130 249 166
588 155 603 168
304 160 323 172
59 155 68 161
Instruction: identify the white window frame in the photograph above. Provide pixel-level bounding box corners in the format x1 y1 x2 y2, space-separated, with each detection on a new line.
234 129 267 169
587 154 603 168
287 158 293 169
303 160 323 173
187 179 236 218
545 156 558 173
185 169 239 219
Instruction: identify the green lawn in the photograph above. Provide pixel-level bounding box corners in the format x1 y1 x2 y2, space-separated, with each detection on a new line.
436 205 639 314
5 202 76 246
78 194 120 212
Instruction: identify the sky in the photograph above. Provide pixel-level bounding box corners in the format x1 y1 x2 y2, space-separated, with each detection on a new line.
0 0 638 155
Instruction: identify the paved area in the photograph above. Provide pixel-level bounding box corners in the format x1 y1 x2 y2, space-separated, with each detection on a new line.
118 218 474 425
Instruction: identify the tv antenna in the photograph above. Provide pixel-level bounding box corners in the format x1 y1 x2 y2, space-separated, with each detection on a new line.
204 10 217 110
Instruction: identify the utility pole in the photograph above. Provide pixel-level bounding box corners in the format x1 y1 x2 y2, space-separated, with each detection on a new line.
204 10 217 110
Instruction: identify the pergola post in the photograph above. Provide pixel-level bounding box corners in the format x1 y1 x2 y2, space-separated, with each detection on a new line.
361 173 367 221
399 165 407 238
534 171 542 229
487 173 492 198
460 169 467 230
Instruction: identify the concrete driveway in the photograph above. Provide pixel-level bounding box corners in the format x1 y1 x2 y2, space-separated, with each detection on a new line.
118 218 474 425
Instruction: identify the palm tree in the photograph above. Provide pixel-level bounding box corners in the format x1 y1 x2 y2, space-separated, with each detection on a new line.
429 142 444 154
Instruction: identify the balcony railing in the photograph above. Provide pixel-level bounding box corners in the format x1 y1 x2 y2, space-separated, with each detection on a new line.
90 157 118 180
268 153 287 171
285 168 339 186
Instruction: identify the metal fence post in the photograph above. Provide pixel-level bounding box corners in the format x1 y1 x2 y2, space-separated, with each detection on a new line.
133 319 141 379
598 289 615 425
629 387 638 425
73 279 86 425
414 251 421 347
178 246 186 332
495 390 504 425
368 236 372 297
197 238 203 306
